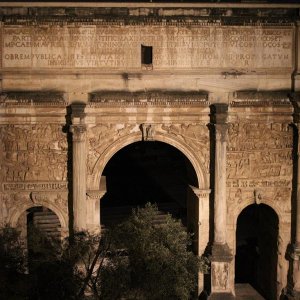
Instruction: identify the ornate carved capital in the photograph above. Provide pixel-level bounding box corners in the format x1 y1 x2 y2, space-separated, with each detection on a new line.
70 125 87 142
191 187 211 199
86 190 106 200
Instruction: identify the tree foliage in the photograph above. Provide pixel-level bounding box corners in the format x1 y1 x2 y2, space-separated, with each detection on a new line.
0 204 209 300
98 203 209 300
0 226 28 300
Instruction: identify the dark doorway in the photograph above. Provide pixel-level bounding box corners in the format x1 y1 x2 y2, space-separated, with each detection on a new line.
235 204 279 300
101 141 198 229
26 206 61 272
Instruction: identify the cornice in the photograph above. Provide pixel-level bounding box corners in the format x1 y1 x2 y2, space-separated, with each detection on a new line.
1 17 295 27
230 91 292 107
0 92 67 106
0 2 299 9
89 91 209 107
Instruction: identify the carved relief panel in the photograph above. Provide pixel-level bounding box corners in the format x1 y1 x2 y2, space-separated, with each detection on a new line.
211 262 230 292
0 124 68 225
227 122 293 215
0 124 68 183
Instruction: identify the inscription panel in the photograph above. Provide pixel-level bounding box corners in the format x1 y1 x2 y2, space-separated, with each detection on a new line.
2 25 293 70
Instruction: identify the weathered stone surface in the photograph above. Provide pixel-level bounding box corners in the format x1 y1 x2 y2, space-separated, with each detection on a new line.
0 2 300 299
2 25 293 70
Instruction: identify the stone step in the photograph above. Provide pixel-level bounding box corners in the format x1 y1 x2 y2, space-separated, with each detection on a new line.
32 209 61 240
235 284 265 300
101 203 186 230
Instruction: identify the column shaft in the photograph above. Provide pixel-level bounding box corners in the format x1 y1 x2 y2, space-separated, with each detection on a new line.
214 124 228 245
71 125 87 231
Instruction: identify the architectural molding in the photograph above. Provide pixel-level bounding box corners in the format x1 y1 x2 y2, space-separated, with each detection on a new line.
0 92 67 106
231 91 291 107
89 91 209 107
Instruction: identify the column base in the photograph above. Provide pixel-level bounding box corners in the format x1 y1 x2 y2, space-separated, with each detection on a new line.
211 243 233 262
285 243 300 299
208 292 235 300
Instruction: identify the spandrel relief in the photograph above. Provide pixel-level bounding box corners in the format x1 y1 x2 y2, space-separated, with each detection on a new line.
161 123 210 171
0 125 67 182
87 123 210 174
227 122 293 213
2 192 68 222
87 124 136 174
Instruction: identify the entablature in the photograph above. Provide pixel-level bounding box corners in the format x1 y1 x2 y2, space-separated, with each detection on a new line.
228 91 293 123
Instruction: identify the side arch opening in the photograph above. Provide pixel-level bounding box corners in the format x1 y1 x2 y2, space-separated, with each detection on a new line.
235 203 279 300
16 206 61 269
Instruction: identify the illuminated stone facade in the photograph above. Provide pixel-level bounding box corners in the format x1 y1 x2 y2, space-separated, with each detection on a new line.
0 2 300 299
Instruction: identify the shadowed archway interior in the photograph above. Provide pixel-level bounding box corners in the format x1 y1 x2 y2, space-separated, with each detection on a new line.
235 203 279 300
101 141 198 229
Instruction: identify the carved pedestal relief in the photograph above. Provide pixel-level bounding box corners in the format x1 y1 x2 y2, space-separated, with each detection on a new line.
211 262 230 292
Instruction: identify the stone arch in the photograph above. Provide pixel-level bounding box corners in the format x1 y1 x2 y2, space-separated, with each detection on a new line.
234 200 282 299
9 202 67 230
89 131 208 191
233 198 283 235
231 198 286 256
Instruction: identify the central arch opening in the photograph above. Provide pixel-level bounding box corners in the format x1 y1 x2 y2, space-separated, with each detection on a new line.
100 141 198 231
235 203 279 300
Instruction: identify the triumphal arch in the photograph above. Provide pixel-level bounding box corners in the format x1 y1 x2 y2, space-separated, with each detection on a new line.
1 1 300 299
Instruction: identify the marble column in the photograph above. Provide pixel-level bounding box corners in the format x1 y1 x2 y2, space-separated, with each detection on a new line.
214 122 228 245
70 103 87 231
209 104 234 299
188 187 211 295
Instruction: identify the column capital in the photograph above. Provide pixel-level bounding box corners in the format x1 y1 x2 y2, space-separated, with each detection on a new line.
86 190 106 201
70 124 87 142
211 243 233 262
190 186 211 199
